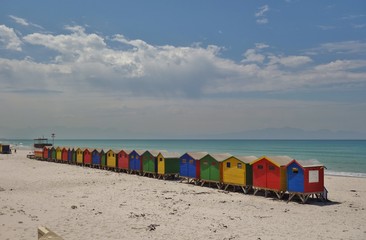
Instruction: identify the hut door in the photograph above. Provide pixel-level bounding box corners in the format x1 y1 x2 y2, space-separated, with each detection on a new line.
267 162 280 190
188 158 196 178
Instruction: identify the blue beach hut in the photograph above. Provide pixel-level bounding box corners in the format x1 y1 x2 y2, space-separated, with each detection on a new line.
92 149 103 167
129 150 145 174
286 159 326 203
179 152 208 183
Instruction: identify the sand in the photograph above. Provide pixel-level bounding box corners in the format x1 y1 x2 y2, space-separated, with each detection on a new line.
0 150 365 240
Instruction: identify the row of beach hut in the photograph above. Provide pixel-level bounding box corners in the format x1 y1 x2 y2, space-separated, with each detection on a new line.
37 146 327 203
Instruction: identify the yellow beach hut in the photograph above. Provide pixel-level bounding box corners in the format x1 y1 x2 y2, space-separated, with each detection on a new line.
76 148 84 165
222 155 257 193
56 146 63 162
106 149 118 170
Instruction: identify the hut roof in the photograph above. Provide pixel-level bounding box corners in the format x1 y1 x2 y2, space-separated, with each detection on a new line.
92 148 105 152
144 150 167 157
186 152 209 160
296 159 324 168
235 156 258 164
251 155 293 167
131 150 146 155
159 152 181 158
267 156 293 166
118 149 132 154
209 153 233 162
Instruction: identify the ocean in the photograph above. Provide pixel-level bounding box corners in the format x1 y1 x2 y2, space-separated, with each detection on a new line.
3 139 366 177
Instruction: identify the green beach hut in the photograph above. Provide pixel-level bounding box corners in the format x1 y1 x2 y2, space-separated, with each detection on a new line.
142 150 163 177
200 153 232 188
157 152 181 179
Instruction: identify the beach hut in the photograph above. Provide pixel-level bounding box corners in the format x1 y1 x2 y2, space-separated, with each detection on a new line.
56 146 63 162
67 147 76 164
179 152 208 183
0 144 11 154
106 149 117 170
50 147 56 161
61 147 68 162
157 152 181 179
251 156 293 198
91 149 103 168
0 144 2 153
222 156 256 193
200 153 232 188
117 149 131 172
142 150 162 177
286 159 326 203
76 148 84 165
83 148 92 166
129 150 145 174
43 146 50 160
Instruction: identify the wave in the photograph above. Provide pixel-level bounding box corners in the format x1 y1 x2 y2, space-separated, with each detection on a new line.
325 170 366 178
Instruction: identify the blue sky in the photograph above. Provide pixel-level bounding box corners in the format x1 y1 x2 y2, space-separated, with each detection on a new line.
0 1 366 139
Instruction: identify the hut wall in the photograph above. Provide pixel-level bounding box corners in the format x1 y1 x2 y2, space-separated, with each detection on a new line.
180 153 199 179
304 167 324 193
117 151 129 170
142 152 156 173
92 150 101 165
56 148 62 161
84 149 92 165
76 150 83 164
106 151 117 168
200 155 220 182
287 161 305 192
252 158 267 188
222 157 246 186
62 149 68 161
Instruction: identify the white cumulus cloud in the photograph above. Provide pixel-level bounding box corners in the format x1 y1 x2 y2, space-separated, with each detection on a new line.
0 25 22 51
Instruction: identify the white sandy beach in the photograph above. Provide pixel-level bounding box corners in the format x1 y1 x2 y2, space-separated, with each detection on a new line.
0 150 365 240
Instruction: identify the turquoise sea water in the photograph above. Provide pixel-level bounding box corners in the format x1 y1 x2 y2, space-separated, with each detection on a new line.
3 139 366 177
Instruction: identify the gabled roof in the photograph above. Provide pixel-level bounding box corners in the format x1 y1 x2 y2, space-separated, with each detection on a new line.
130 150 146 155
92 148 105 152
186 152 209 160
235 156 258 164
143 150 166 157
288 159 324 168
251 155 293 167
209 153 233 162
117 149 132 154
158 152 181 158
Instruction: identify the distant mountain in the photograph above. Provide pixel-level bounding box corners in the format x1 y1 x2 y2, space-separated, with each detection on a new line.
208 127 366 140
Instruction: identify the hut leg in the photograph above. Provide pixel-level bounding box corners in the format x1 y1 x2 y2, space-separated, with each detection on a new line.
224 185 229 191
264 190 268 198
253 189 259 196
287 193 296 203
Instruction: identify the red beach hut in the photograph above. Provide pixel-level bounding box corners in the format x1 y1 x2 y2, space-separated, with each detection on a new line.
43 146 51 160
61 147 69 162
251 156 293 198
117 149 131 172
83 148 92 166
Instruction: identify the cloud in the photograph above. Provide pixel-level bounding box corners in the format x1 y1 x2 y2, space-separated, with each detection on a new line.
268 55 312 67
317 41 366 54
1 24 366 100
255 5 269 24
9 15 43 29
0 25 22 51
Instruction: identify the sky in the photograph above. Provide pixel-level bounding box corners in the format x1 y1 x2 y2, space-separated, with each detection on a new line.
0 0 366 139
